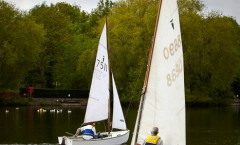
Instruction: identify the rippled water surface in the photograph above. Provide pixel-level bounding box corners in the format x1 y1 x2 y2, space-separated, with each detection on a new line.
0 105 240 145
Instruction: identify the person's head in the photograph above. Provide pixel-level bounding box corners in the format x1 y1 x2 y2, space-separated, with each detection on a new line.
151 127 159 135
92 122 96 126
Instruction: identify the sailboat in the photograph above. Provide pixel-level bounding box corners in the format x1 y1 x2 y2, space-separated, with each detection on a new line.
131 0 186 145
58 21 129 145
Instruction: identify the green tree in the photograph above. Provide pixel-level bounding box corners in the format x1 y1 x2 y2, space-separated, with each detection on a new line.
104 0 159 101
0 1 45 90
203 15 240 98
179 0 205 94
29 3 73 88
179 0 240 100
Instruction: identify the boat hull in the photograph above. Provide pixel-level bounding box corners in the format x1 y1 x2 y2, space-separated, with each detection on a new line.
58 130 130 145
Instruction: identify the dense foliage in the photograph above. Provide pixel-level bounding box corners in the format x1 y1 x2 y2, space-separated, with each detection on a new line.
0 0 239 103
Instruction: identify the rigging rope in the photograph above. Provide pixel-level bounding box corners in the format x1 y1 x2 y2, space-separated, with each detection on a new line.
124 39 152 120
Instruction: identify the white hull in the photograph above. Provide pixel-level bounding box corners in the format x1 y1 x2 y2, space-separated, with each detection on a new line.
58 130 129 145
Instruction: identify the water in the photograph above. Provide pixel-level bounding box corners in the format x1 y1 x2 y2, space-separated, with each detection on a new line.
0 106 84 144
187 106 240 145
0 106 240 145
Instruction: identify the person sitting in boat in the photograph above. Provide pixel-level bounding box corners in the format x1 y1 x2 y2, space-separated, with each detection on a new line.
75 122 97 140
141 127 163 145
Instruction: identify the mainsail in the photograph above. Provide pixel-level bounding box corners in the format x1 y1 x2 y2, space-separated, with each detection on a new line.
84 21 127 130
131 0 186 145
84 23 109 123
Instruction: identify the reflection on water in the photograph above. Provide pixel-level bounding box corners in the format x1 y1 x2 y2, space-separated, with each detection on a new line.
187 106 240 145
0 106 240 145
0 106 85 144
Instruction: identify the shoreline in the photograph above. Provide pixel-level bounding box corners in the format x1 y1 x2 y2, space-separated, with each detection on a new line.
31 98 88 106
1 96 240 107
230 99 240 106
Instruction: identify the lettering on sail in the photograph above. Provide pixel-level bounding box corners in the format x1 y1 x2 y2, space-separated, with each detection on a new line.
163 34 181 60
163 34 183 86
96 55 108 72
93 69 106 80
166 58 183 86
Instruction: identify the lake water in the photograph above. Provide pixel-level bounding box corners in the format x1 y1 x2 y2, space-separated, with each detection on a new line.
0 105 240 145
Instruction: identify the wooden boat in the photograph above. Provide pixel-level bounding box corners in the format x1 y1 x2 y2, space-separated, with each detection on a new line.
131 0 186 145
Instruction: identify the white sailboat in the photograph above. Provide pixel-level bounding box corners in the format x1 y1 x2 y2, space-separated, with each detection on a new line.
131 0 186 145
58 21 129 145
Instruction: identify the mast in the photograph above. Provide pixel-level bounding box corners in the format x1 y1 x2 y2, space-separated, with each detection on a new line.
144 0 162 91
132 0 163 144
106 16 111 134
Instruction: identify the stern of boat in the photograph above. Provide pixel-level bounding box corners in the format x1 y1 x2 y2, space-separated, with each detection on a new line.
58 136 63 145
58 136 76 145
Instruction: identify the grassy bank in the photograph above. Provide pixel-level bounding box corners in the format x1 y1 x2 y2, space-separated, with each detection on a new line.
0 96 61 106
0 96 88 106
0 93 237 107
0 96 31 106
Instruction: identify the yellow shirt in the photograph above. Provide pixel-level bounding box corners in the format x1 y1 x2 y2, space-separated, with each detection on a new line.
145 134 161 145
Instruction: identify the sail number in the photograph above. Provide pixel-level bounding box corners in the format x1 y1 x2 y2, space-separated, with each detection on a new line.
163 34 181 60
96 56 108 72
166 58 183 86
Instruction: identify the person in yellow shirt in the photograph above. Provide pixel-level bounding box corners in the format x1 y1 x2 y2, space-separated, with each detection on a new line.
142 127 163 145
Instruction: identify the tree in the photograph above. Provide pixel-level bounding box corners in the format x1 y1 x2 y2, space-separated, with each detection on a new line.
0 1 45 90
203 15 240 97
29 3 73 88
179 0 240 99
103 0 159 101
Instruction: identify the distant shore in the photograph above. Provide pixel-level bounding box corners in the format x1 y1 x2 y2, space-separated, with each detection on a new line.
0 96 88 106
30 98 88 106
1 96 240 107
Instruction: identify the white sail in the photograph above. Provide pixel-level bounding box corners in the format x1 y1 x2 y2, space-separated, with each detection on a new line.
131 0 186 145
58 20 130 145
112 74 127 130
84 23 109 123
